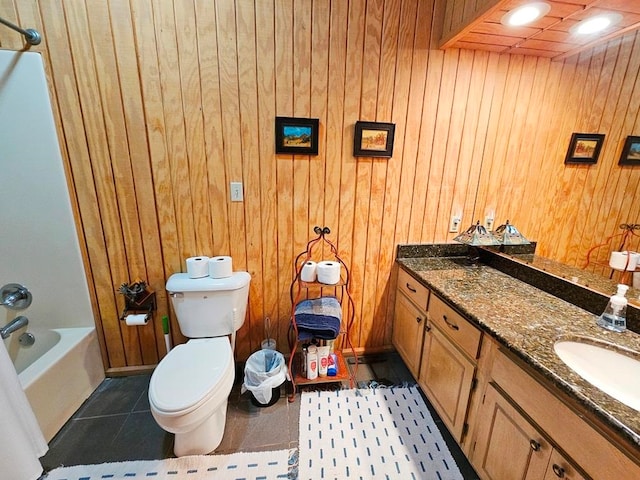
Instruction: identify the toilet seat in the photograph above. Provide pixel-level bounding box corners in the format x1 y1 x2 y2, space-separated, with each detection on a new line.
149 337 232 415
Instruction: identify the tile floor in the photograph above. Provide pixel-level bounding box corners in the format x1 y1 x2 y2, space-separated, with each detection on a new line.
40 352 479 479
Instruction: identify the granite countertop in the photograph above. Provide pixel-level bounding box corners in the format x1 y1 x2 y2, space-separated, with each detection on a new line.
396 255 640 450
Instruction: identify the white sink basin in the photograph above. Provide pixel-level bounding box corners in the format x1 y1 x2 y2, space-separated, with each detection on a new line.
553 337 640 412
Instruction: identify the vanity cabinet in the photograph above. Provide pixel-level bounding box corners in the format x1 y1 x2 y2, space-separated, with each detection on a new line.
394 261 640 480
418 294 482 443
470 340 640 480
392 269 429 377
473 383 586 480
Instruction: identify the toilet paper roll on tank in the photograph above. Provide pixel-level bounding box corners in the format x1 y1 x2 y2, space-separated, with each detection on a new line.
209 256 233 278
186 256 210 278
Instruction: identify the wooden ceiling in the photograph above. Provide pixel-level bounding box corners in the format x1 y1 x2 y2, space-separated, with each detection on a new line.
439 0 640 60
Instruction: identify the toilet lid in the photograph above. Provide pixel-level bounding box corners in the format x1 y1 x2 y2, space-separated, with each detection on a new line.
149 338 232 413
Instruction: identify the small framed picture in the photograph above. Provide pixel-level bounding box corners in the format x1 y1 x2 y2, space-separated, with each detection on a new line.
564 133 605 164
618 135 640 166
353 121 395 158
275 116 319 155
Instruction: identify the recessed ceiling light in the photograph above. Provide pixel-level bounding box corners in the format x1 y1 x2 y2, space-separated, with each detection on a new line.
501 2 551 27
571 13 623 35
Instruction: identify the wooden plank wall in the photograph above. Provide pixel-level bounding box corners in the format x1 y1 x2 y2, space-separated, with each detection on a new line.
2 0 639 371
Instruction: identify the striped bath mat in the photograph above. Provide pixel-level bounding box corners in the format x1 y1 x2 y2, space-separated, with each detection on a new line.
45 448 294 480
298 387 463 480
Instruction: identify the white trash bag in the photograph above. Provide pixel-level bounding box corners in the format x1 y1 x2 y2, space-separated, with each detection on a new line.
241 349 288 405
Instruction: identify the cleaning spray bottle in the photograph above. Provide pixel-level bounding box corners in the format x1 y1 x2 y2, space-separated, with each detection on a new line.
597 284 629 332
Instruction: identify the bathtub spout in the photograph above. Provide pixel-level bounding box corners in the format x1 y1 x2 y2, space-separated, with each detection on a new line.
1 315 28 339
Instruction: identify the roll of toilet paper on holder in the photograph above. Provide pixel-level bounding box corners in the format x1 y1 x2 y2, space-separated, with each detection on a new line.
317 261 341 285
125 313 149 326
300 261 317 282
209 256 233 278
186 256 210 278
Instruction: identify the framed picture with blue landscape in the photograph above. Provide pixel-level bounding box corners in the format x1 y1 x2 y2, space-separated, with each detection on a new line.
275 116 319 155
618 135 640 166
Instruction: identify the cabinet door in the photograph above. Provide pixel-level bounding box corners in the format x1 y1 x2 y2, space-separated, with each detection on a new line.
392 290 426 377
419 324 475 441
472 383 550 480
543 450 588 480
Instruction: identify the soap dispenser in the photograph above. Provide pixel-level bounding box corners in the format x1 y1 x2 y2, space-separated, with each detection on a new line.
597 284 629 332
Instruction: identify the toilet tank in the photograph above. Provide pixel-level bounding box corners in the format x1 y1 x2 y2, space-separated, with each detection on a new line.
166 271 251 338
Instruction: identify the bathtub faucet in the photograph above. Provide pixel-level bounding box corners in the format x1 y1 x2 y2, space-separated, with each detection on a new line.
1 316 28 339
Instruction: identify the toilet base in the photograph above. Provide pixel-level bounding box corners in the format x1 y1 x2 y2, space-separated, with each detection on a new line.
173 400 229 457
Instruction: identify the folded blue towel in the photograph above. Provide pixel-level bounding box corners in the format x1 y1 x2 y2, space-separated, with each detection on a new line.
294 296 342 340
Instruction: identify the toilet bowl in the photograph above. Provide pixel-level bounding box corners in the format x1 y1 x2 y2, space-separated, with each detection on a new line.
149 270 251 456
149 337 235 456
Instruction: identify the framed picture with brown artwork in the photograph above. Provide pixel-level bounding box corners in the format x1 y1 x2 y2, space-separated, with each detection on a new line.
353 121 395 158
564 133 605 164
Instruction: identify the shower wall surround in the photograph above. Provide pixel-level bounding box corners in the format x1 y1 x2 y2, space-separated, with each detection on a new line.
0 51 94 328
0 50 95 330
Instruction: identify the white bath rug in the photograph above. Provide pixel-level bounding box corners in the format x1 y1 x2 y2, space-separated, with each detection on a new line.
45 448 293 480
298 387 463 480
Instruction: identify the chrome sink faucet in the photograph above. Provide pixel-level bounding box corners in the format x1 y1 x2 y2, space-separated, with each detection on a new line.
1 316 29 339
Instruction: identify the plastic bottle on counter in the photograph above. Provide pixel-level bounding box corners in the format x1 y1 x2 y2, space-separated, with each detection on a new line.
307 345 318 380
318 345 330 377
597 284 628 332
327 353 338 376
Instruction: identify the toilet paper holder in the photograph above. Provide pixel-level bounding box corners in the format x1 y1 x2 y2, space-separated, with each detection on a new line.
118 281 156 321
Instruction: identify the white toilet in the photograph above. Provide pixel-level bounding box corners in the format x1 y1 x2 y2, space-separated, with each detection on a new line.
148 271 251 457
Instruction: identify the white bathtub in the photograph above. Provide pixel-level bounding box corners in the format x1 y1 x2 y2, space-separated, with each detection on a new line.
12 326 105 441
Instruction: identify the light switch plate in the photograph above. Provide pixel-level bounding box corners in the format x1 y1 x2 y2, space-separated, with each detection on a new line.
230 182 243 202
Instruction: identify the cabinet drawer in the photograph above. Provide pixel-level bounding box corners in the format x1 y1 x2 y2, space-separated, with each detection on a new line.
428 295 481 360
397 268 429 310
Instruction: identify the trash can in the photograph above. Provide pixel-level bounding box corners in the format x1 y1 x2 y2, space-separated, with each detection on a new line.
242 349 288 407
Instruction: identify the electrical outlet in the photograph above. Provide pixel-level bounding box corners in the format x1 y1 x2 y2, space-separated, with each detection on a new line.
449 215 462 233
230 182 244 202
485 216 495 231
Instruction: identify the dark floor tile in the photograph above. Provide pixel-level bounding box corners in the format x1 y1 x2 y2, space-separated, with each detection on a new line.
218 386 294 454
41 415 128 469
109 412 173 461
75 375 150 418
349 352 415 387
133 386 151 412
